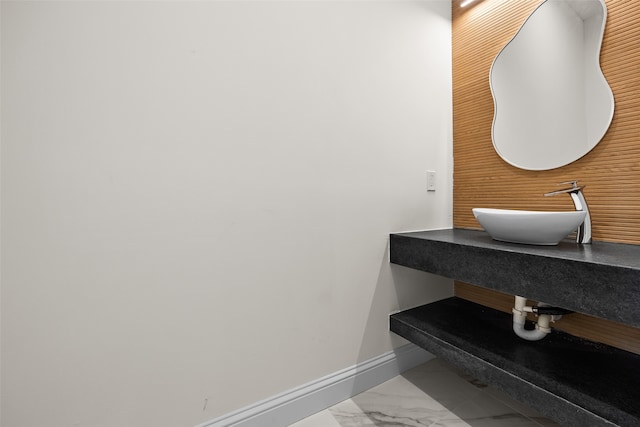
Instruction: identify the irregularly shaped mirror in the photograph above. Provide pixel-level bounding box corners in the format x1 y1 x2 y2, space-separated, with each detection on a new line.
490 0 614 170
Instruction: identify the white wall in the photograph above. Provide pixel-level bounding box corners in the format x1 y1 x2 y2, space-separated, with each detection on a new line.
1 1 452 426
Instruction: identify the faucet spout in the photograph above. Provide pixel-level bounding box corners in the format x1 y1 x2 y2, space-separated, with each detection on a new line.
544 181 592 244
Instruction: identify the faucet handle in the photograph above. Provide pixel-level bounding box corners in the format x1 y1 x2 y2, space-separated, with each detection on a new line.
557 180 581 189
544 180 584 197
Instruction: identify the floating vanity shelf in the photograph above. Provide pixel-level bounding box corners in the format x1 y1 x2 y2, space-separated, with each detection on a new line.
390 228 640 327
390 297 640 427
389 228 640 427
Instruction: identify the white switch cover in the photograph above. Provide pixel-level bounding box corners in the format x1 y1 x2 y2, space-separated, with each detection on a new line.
427 171 436 191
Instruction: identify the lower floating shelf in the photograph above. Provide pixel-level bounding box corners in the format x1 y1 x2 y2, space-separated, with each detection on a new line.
390 297 640 427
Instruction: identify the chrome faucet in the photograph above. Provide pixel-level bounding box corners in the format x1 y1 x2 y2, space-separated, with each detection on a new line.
544 180 592 244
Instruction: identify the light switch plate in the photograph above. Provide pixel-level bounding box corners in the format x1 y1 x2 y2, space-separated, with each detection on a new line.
427 171 436 191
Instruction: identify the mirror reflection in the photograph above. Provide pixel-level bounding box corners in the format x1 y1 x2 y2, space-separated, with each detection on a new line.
490 0 614 171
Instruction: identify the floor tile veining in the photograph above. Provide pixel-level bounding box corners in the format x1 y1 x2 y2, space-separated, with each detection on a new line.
290 358 560 427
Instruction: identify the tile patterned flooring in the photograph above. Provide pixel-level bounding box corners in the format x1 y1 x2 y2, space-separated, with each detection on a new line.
290 358 561 427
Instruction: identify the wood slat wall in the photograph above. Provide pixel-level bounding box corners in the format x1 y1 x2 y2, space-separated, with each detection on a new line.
452 0 640 354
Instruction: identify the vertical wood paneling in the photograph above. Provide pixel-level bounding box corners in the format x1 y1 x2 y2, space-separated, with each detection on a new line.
452 0 640 354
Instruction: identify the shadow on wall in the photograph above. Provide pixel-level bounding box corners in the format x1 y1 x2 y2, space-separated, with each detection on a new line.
350 241 454 395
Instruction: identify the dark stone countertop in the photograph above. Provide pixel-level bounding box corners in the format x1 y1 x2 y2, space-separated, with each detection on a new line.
390 228 640 328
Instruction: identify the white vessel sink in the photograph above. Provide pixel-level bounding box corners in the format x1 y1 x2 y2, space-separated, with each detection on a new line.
472 208 587 245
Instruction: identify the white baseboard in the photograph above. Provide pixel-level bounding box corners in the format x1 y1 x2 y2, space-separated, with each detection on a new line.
196 343 434 427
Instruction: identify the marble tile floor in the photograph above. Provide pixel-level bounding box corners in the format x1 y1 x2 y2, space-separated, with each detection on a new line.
290 358 561 427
